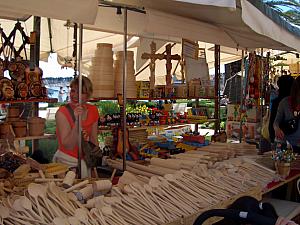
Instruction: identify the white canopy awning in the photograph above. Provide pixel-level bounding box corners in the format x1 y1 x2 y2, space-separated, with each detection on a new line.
86 0 300 52
0 0 98 24
0 0 298 80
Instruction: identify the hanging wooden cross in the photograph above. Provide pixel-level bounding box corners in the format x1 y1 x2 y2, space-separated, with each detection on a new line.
141 41 164 96
162 44 181 95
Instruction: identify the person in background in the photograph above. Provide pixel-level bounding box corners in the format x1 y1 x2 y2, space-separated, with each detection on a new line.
58 86 65 103
269 75 294 143
65 86 70 102
274 76 300 153
53 76 99 178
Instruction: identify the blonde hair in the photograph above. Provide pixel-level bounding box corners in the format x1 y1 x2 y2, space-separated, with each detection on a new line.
70 76 93 98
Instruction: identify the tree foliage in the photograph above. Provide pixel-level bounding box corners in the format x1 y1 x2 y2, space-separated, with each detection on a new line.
264 0 300 26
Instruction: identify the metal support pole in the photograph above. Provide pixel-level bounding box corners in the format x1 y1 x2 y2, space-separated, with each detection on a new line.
239 50 245 143
77 24 83 178
259 48 264 153
214 45 220 134
122 8 128 171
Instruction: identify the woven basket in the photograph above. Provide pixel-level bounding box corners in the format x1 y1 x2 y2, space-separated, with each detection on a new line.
12 120 27 137
275 161 291 177
28 117 46 136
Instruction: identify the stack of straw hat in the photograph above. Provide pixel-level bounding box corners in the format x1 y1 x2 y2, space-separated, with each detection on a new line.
88 43 114 98
114 51 137 98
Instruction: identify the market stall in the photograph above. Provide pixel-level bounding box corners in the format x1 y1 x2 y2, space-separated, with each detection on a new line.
0 0 300 225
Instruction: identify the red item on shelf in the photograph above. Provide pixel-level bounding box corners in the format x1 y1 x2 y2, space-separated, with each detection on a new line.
182 134 205 143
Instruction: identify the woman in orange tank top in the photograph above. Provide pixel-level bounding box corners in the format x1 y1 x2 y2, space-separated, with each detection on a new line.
53 76 99 178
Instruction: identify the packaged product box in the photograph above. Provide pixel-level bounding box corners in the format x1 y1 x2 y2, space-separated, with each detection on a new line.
227 104 241 121
188 79 201 97
137 89 150 98
136 81 150 89
174 84 188 98
246 106 261 123
227 104 260 123
226 121 260 140
154 85 165 98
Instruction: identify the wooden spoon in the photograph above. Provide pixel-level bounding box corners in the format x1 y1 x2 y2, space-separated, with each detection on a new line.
28 183 45 221
90 208 108 225
19 196 43 220
144 184 173 222
12 198 45 223
0 205 9 224
74 208 91 225
48 182 76 214
101 206 128 225
9 201 47 225
68 216 81 225
35 183 57 219
130 183 166 223
53 217 70 225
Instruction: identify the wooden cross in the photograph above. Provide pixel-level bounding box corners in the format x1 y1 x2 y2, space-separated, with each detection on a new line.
162 44 181 95
141 41 164 95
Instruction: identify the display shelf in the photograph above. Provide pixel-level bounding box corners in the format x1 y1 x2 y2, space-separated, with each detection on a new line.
13 134 56 141
0 98 58 104
90 96 217 102
98 119 218 131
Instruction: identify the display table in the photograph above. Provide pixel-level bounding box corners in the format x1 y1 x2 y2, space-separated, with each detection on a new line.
263 169 300 194
164 186 262 225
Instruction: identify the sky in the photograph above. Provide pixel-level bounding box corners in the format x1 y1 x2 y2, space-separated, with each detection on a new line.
39 53 74 78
